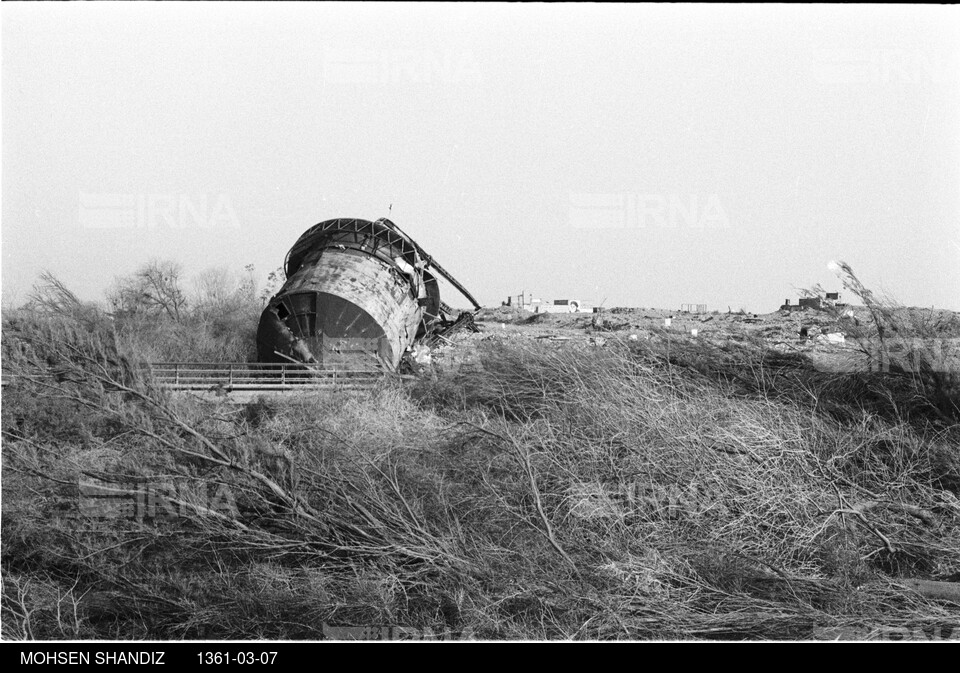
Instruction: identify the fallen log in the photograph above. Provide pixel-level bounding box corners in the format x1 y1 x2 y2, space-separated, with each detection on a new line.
900 579 960 605
851 500 939 528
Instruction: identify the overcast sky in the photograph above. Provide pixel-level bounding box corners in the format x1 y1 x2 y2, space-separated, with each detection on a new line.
3 3 959 312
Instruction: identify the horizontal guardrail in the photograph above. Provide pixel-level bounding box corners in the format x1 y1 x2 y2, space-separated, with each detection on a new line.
2 363 395 393
147 363 386 391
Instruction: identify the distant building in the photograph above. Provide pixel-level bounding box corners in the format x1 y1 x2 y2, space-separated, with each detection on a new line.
779 292 842 312
503 292 586 313
531 298 585 313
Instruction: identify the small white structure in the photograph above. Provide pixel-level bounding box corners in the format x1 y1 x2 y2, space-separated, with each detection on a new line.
505 291 591 313
528 298 584 313
819 332 846 344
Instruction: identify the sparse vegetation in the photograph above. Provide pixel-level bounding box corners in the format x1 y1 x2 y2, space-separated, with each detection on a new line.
2 265 959 640
812 261 960 425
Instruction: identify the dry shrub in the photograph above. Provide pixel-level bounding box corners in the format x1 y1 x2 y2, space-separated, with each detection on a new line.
3 285 959 639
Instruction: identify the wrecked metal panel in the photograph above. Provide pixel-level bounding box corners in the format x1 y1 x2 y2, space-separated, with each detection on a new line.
258 217 478 372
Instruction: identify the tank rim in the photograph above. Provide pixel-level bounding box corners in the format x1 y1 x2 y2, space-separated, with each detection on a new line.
284 217 420 278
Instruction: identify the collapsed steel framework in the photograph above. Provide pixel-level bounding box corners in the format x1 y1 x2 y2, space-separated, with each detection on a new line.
257 218 480 371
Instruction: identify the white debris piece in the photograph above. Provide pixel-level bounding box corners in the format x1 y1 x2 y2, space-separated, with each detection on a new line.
411 343 432 365
816 332 846 344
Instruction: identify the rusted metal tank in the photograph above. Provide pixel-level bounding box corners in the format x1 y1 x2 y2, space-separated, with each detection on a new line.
257 218 478 371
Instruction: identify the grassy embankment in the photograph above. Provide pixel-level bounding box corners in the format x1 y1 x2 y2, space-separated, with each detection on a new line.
2 270 959 639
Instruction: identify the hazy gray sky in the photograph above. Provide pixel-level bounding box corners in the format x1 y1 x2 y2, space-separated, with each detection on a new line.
3 4 959 311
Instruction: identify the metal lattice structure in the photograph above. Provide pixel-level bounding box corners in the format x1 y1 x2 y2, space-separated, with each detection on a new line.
257 218 479 372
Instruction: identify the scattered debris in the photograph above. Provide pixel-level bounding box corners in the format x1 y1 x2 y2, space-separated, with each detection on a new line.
591 314 630 331
818 332 846 344
426 309 480 346
410 343 432 366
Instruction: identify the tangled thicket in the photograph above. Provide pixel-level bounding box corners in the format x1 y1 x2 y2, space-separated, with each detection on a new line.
2 263 958 639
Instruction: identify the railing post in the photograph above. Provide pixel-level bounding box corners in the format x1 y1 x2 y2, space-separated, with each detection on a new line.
175 364 179 388
281 364 286 387
228 364 233 387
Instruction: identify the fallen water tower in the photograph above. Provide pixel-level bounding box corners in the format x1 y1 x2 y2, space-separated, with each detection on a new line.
257 217 480 371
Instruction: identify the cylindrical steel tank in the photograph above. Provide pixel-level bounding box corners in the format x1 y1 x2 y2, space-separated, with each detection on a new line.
257 218 441 371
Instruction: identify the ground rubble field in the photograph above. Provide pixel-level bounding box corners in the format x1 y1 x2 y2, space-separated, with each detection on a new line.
468 305 960 377
2 306 959 640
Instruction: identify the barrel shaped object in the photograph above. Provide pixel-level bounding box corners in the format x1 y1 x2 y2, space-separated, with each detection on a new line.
257 219 439 371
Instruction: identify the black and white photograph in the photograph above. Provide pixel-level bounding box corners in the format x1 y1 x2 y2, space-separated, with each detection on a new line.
2 3 959 647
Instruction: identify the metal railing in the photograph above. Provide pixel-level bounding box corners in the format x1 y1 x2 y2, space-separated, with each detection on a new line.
147 362 385 391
